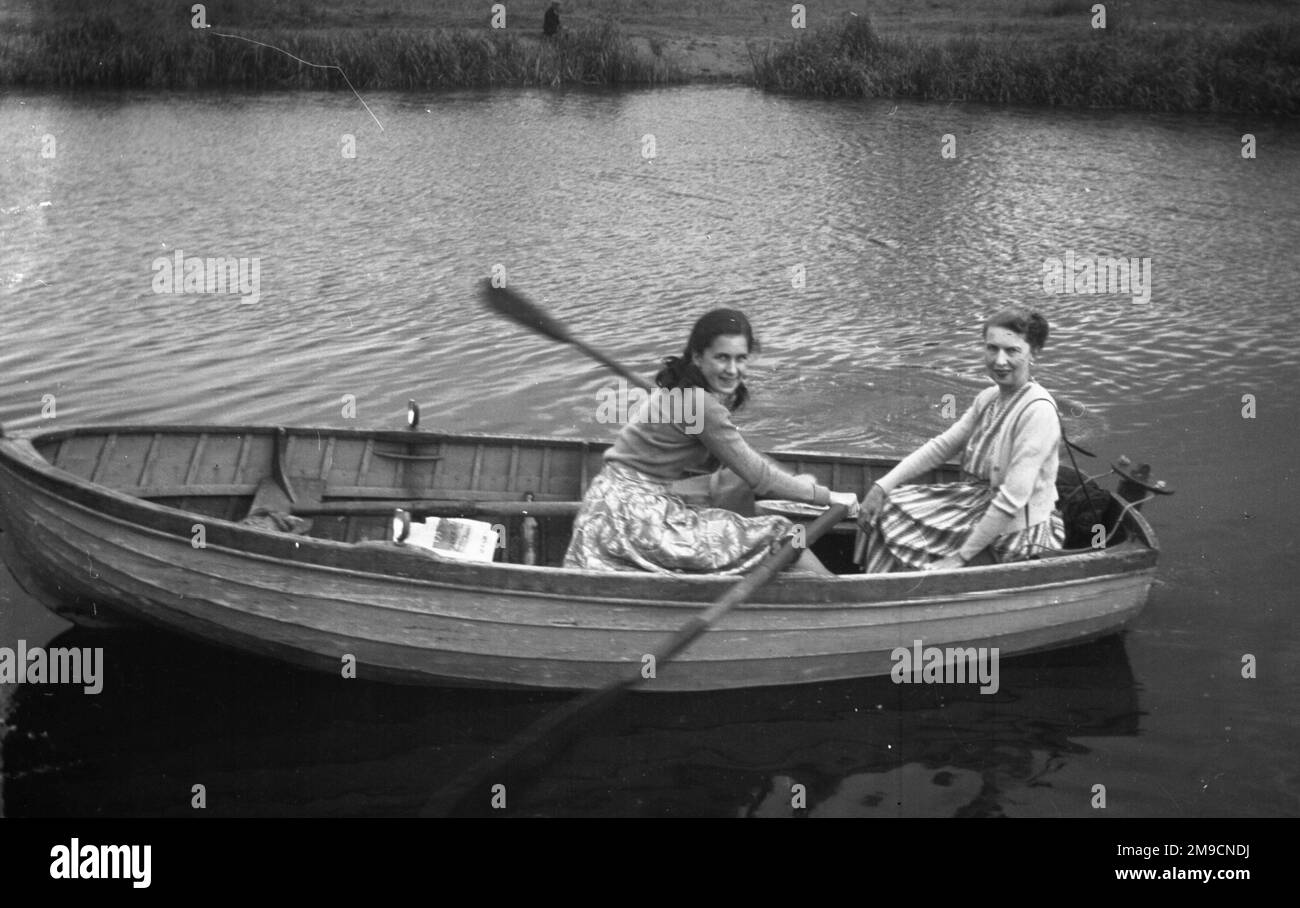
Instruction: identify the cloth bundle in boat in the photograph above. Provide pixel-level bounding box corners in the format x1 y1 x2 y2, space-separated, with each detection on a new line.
402 517 500 562
242 510 312 535
240 477 322 536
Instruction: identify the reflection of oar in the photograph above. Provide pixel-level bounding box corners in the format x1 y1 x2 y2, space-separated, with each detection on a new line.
481 279 654 392
421 501 850 817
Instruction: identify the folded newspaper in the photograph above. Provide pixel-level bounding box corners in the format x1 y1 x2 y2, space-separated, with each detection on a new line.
401 517 499 562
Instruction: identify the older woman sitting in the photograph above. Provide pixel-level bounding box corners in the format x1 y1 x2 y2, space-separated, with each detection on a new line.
857 308 1065 572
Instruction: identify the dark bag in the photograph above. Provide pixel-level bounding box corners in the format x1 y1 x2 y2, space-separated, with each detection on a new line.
1055 466 1119 549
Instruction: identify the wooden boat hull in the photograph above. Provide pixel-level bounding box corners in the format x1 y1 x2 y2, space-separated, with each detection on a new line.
0 424 1160 692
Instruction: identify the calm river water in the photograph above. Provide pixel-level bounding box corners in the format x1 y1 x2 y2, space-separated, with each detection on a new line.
0 86 1296 817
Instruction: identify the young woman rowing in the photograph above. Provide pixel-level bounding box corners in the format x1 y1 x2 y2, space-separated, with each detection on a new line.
564 309 860 575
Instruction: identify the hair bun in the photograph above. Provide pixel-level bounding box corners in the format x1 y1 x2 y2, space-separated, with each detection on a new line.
1027 312 1050 350
984 307 1050 351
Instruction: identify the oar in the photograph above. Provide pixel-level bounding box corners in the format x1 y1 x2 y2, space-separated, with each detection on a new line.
1066 438 1095 458
421 281 844 815
421 501 849 817
481 279 654 392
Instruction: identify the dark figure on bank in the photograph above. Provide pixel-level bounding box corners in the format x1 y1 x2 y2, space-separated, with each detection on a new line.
543 2 560 37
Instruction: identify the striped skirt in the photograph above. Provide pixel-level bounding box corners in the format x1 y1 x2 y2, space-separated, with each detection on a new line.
862 481 1064 574
563 464 796 574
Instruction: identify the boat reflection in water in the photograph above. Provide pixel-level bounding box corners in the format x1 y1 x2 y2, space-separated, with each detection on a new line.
1 628 1138 817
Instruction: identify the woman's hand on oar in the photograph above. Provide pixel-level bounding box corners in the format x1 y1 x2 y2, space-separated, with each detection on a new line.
857 483 886 530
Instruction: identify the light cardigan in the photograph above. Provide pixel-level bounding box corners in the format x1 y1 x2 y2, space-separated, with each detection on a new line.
604 386 832 505
876 381 1061 555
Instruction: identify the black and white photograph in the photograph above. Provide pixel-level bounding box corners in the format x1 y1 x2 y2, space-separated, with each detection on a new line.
0 0 1294 869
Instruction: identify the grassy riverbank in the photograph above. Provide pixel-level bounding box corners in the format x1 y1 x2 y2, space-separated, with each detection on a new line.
752 8 1300 114
0 1 682 89
1 0 1297 112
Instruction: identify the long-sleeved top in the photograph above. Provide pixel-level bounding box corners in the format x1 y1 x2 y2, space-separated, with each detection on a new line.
877 381 1061 534
603 385 832 505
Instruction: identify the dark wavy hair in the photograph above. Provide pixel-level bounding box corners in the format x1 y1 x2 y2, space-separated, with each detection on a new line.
983 307 1050 353
654 308 760 411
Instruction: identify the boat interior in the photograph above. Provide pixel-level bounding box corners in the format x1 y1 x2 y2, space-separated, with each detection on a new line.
23 425 1142 575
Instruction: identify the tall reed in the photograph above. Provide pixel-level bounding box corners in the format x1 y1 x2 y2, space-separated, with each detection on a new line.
0 17 682 89
750 14 1300 114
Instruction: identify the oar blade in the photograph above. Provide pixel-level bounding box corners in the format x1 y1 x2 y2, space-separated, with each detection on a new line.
479 279 574 346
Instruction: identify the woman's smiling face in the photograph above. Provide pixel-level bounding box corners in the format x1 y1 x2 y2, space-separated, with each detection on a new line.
693 333 749 396
984 325 1033 391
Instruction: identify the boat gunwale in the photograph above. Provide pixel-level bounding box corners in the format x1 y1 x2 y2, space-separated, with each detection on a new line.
9 422 921 471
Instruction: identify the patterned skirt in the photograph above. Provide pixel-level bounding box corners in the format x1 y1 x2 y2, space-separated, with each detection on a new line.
862 481 1064 574
563 464 797 574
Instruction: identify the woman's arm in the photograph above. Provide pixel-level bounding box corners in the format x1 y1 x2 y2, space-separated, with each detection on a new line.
875 395 986 494
858 394 989 529
695 392 831 505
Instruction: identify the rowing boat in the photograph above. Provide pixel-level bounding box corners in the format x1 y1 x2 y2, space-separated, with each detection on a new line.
0 421 1162 691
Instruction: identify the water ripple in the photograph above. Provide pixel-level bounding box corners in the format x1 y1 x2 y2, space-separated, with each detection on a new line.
1 88 1297 445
